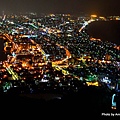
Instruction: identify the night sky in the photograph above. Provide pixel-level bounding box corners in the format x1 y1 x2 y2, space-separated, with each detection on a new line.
0 0 120 16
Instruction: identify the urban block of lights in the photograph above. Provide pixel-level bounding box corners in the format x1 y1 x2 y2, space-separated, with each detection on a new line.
0 13 119 102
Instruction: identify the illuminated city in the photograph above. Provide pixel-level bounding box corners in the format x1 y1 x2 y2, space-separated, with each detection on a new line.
0 12 120 116
0 0 120 118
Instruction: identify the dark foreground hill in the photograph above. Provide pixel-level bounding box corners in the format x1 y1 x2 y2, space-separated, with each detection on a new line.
0 86 116 118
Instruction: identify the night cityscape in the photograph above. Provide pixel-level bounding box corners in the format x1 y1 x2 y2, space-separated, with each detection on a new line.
0 0 120 118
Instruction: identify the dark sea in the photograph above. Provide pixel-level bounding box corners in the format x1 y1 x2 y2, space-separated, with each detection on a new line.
86 20 120 45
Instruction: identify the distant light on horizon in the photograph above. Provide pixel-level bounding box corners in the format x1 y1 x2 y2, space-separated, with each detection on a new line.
91 14 97 18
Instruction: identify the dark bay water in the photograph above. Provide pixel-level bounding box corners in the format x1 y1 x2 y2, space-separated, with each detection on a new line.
86 20 120 45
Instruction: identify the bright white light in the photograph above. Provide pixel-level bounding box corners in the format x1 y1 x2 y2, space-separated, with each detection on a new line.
41 79 48 82
112 94 116 107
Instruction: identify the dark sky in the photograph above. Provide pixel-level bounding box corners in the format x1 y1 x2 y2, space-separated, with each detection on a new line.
1 0 120 16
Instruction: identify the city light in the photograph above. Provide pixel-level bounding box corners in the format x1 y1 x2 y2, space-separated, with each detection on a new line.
0 12 119 114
